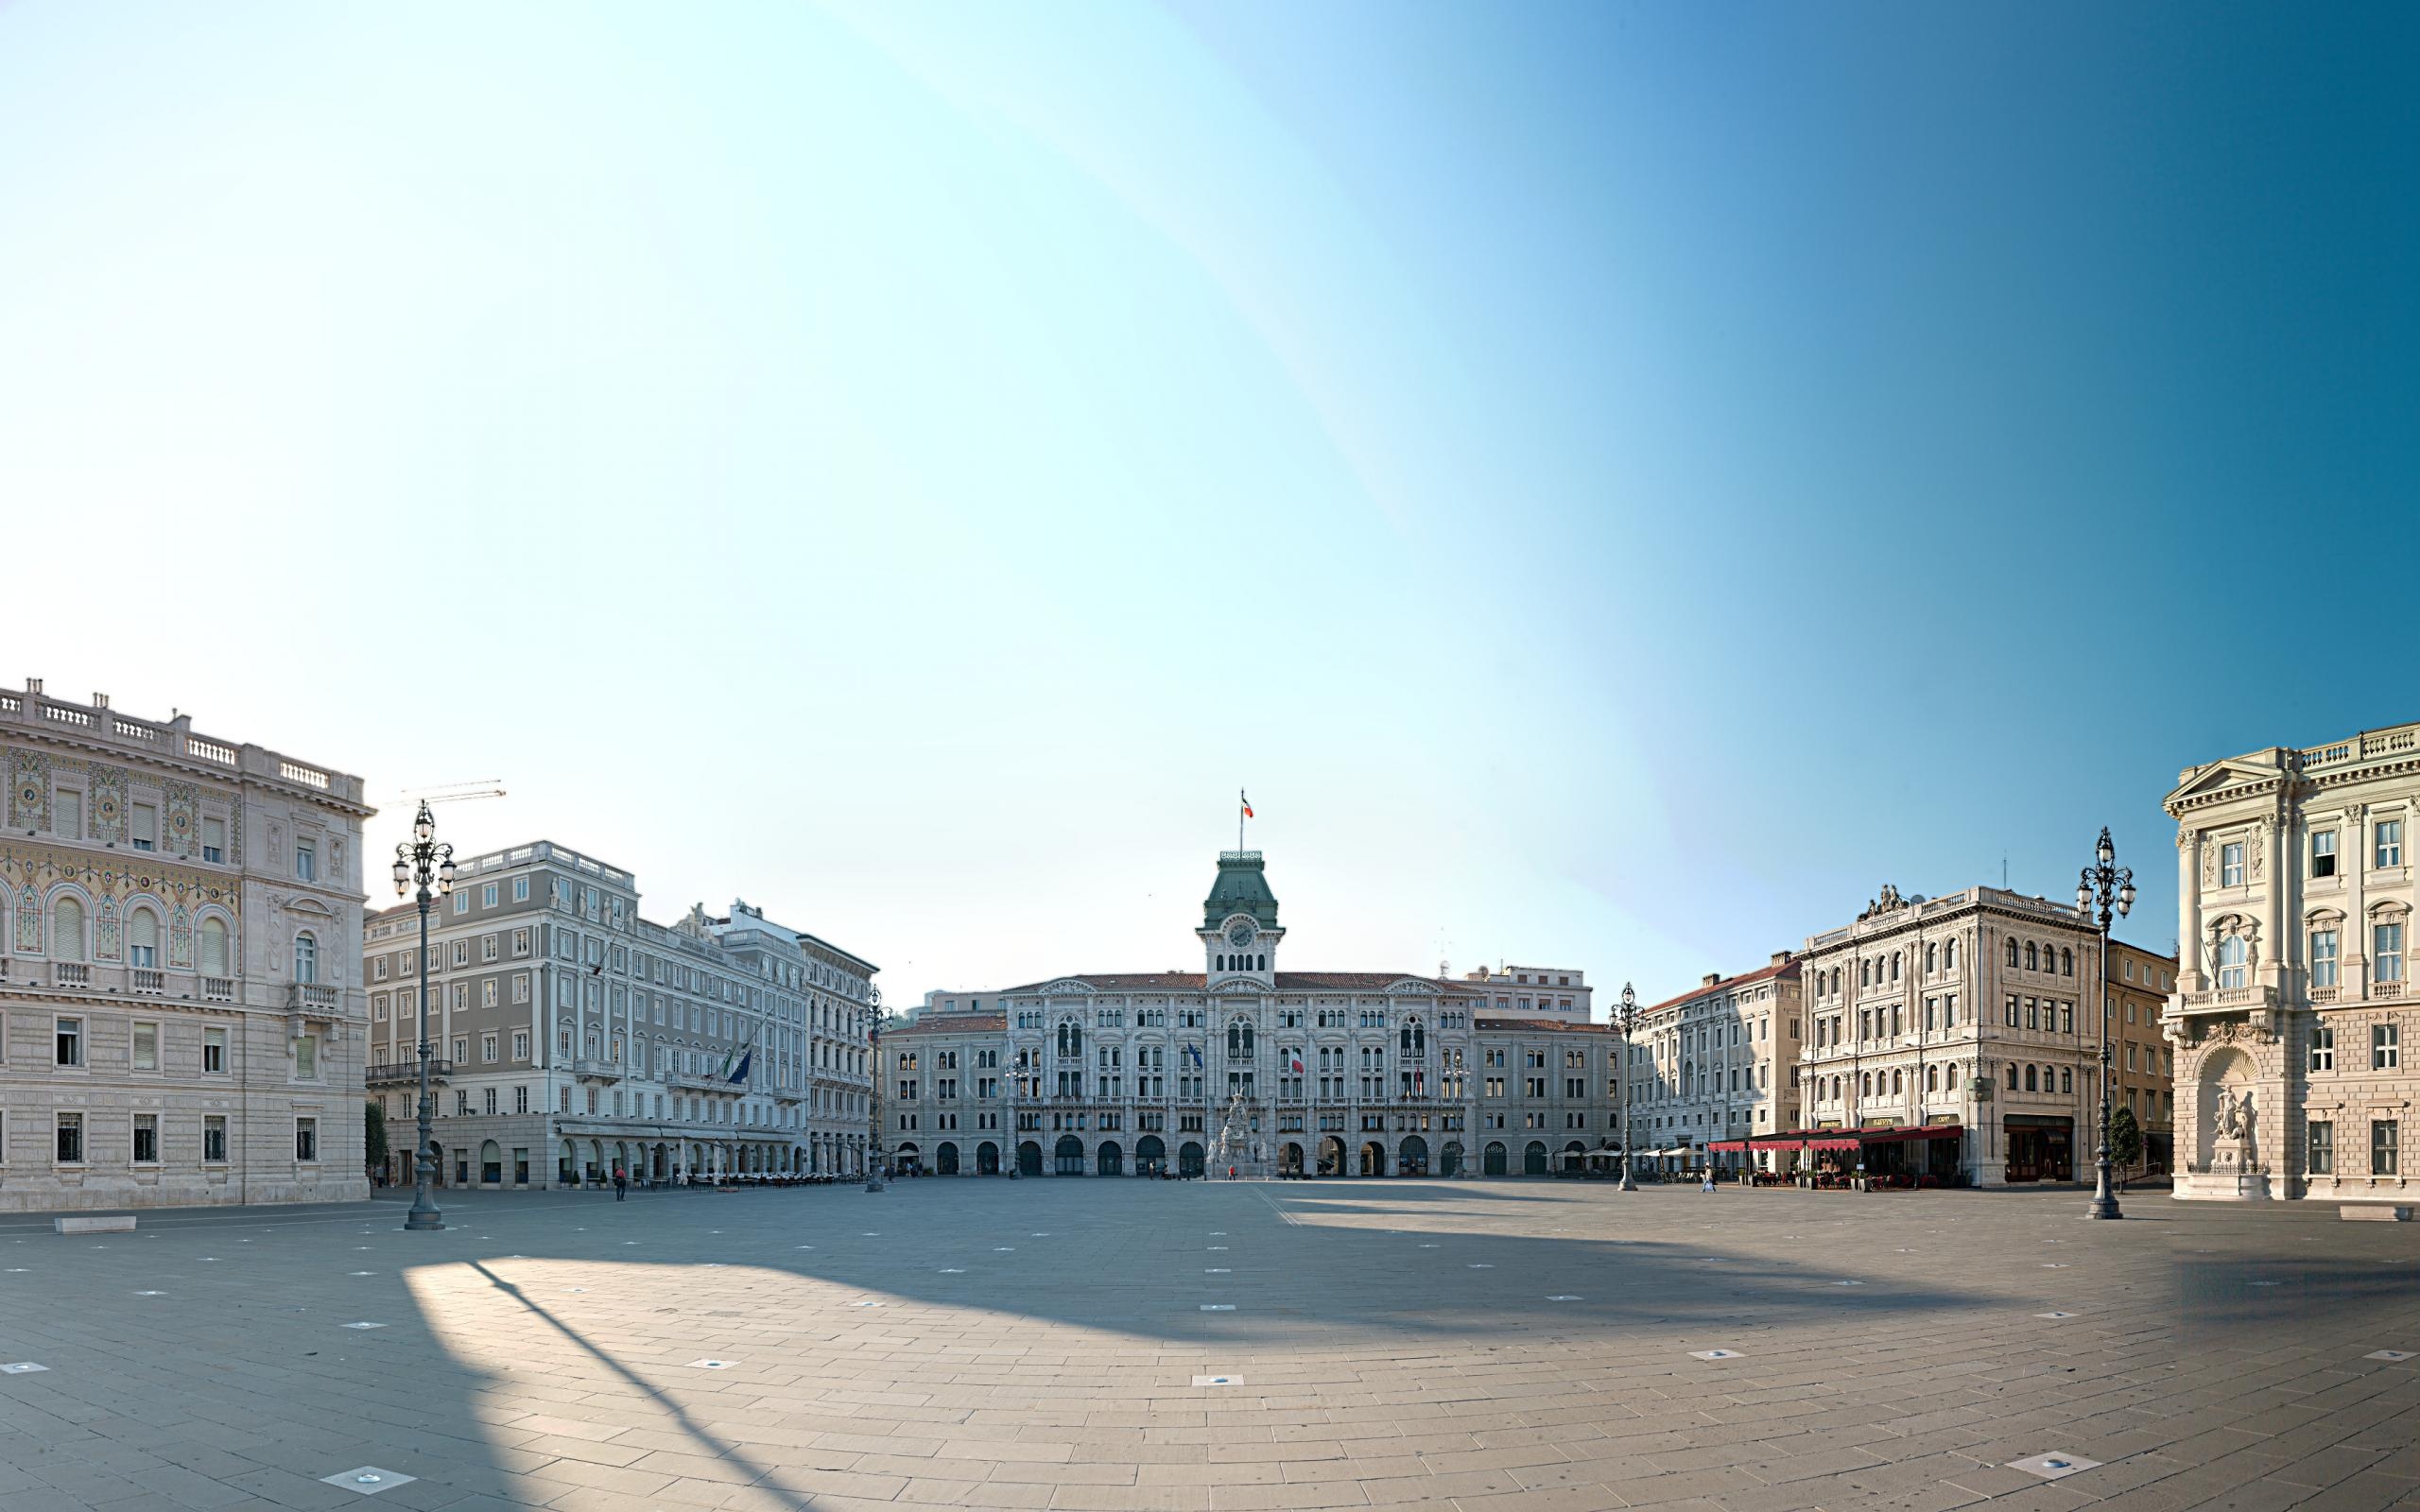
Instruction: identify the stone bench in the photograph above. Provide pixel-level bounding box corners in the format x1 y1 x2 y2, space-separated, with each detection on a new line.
54 1215 136 1234
2342 1205 2413 1222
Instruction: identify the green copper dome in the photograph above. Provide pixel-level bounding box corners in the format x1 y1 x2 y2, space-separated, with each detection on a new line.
1203 851 1280 930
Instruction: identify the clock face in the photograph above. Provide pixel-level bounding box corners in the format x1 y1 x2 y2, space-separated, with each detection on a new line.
1226 920 1253 948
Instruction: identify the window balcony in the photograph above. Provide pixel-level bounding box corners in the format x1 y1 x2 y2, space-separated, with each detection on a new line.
366 1059 453 1087
572 1058 624 1083
288 982 340 1015
130 969 165 995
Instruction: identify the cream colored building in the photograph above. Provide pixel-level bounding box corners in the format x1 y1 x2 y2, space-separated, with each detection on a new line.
2165 723 2418 1203
2107 937 2177 1175
885 850 1619 1179
1796 884 2122 1185
1 680 372 1210
1624 953 1801 1171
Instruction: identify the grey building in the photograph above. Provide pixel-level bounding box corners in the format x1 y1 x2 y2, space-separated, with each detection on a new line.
363 841 874 1188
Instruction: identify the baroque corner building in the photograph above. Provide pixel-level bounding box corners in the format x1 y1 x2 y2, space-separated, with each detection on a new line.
1 680 372 1211
891 849 1615 1179
2167 721 2418 1203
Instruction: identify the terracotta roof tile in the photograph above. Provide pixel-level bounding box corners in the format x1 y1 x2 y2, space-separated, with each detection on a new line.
886 1014 1004 1038
1640 956 1799 1018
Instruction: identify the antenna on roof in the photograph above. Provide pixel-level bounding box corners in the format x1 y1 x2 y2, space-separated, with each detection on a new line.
402 779 508 804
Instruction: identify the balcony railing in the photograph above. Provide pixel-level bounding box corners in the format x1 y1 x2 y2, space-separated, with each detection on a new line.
572 1058 623 1082
288 983 340 1015
201 976 235 1003
2175 984 2276 1015
131 968 165 995
366 1060 454 1086
54 963 89 988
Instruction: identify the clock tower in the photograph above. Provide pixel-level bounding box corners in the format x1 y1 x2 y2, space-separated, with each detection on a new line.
1200 850 1283 985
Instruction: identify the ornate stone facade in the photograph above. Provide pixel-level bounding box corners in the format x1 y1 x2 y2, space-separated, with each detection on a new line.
0 680 371 1211
2166 723 2420 1202
889 850 1616 1179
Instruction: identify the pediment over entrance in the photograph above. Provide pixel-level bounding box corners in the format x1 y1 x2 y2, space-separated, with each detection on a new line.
2168 759 2284 808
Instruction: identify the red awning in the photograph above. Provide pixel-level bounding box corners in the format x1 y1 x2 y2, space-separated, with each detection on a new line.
1856 1125 1962 1144
1705 1140 1750 1152
1803 1138 1860 1151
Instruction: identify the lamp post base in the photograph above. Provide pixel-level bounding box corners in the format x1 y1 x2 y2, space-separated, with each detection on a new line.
865 1176 885 1193
1617 1173 1637 1192
2087 1160 2123 1219
403 1209 445 1230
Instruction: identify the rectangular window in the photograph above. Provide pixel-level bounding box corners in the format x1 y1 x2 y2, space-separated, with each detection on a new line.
203 1115 227 1163
56 1018 81 1067
2310 1025 2334 1073
511 1030 528 1062
2221 842 2245 888
483 883 498 907
2313 830 2338 878
2379 820 2404 869
295 839 316 881
58 789 82 839
296 1118 318 1163
2376 1023 2401 1071
2377 922 2405 985
132 1114 158 1164
2312 931 2340 988
513 877 529 902
2308 1120 2333 1175
453 890 469 915
203 1027 226 1074
2005 994 2018 1028
132 1022 157 1072
56 1113 82 1164
2374 1119 2399 1177
202 815 226 865
130 802 156 851
295 1036 318 1079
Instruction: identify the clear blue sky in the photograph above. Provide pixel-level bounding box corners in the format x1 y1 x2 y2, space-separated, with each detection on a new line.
3 4 2414 1008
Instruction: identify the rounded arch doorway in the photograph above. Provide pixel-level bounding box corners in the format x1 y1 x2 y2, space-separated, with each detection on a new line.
1178 1141 1205 1177
1319 1135 1347 1177
1441 1141 1463 1177
1358 1141 1388 1177
937 1142 960 1176
1483 1141 1508 1177
1524 1140 1548 1176
1054 1135 1084 1176
1097 1141 1123 1177
1017 1140 1044 1177
977 1141 1000 1176
1399 1135 1429 1176
1136 1134 1167 1177
1280 1141 1305 1177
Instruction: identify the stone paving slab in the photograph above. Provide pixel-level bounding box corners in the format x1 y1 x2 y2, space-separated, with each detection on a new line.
0 1183 2417 1509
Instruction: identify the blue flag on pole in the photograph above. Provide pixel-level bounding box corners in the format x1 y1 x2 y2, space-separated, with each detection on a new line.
727 1047 752 1084
1185 1043 1203 1068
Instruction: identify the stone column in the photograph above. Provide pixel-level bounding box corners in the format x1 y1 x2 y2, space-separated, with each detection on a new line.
2346 804 2369 998
2179 828 2204 991
2263 813 2289 993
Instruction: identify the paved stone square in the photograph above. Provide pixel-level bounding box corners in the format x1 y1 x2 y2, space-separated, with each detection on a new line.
0 1181 2415 1511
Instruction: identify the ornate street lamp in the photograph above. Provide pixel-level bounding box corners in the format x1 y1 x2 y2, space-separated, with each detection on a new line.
2078 827 2136 1220
392 800 456 1231
1612 982 1640 1192
866 1012 886 1194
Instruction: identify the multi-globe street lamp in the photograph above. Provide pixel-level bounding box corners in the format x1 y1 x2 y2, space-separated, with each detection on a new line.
2077 826 2136 1221
390 800 456 1231
1612 982 1639 1192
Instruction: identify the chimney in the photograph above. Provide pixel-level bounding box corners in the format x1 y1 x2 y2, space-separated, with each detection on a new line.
25 677 42 695
93 692 109 709
1771 950 1793 967
1701 972 1721 988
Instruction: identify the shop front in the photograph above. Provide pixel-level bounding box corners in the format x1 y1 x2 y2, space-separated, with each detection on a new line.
2003 1115 2074 1182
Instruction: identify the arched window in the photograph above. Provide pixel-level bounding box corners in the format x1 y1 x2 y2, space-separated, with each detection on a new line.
2024 1064 2038 1091
53 895 86 962
1859 1072 1871 1097
199 916 228 976
1945 939 1958 971
1926 1064 1938 1091
2007 1063 2019 1091
2006 936 2019 967
295 931 318 984
1859 959 1871 988
1891 952 1901 981
2025 941 2039 971
1925 943 1937 974
1256 954 1265 971
2060 1067 2073 1094
2216 935 2249 990
2060 947 2074 977
1831 1075 1841 1101
1890 1067 1903 1094
128 907 160 969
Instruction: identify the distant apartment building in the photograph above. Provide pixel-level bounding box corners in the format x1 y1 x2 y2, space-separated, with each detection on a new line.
363 842 874 1188
1456 964 1593 1021
1 681 371 1210
2107 937 2177 1174
1624 952 1802 1170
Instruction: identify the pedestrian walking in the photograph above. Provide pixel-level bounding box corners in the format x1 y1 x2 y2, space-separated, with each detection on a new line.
614 1166 628 1202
